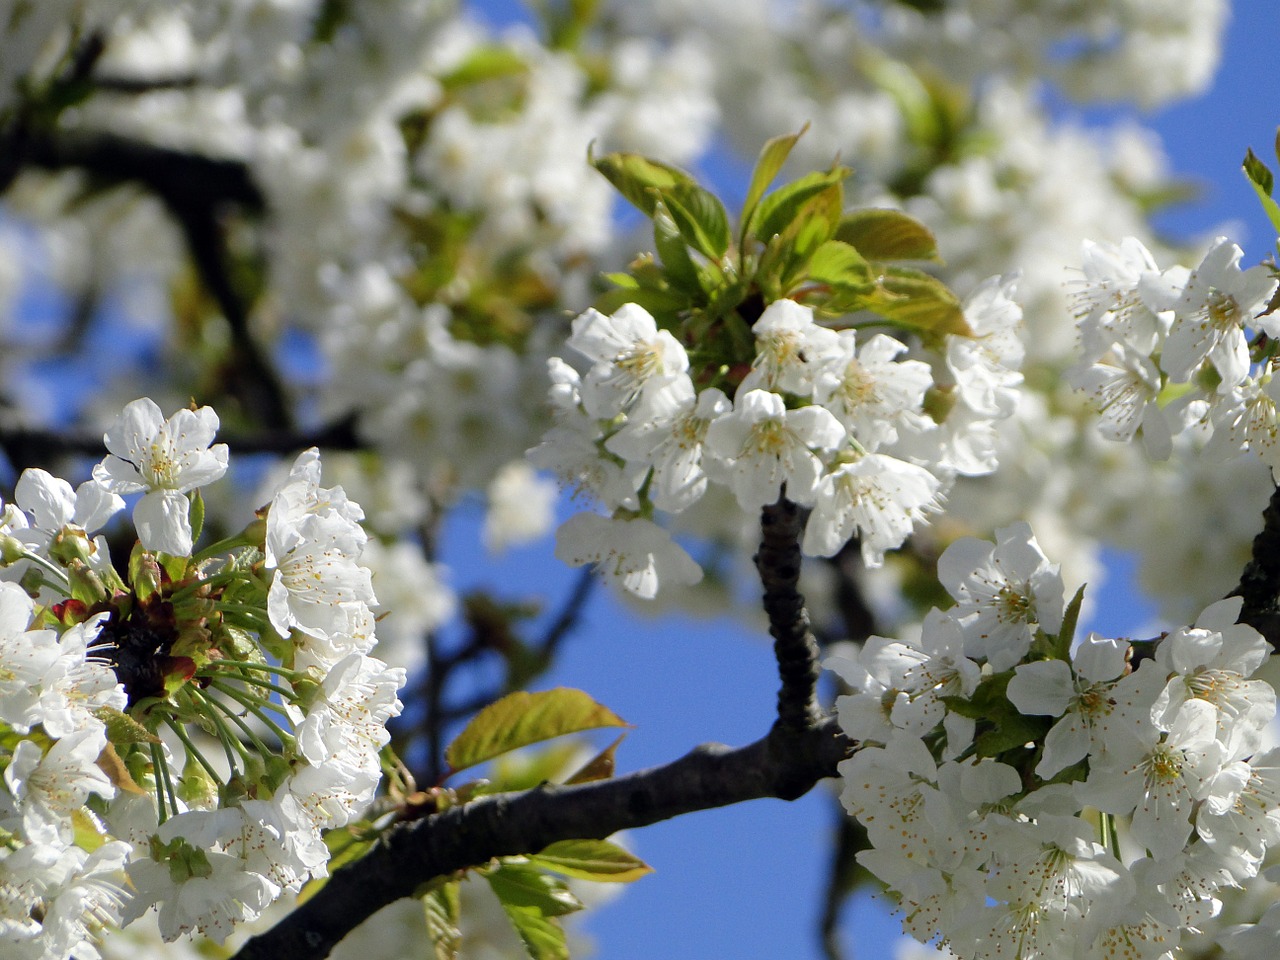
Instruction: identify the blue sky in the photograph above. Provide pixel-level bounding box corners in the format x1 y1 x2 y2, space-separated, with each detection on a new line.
449 4 1280 959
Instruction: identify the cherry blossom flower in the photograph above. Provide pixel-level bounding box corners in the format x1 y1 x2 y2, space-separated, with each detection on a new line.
1163 237 1277 387
567 303 689 418
553 513 701 599
936 521 1065 670
739 298 840 396
92 398 228 556
703 389 845 509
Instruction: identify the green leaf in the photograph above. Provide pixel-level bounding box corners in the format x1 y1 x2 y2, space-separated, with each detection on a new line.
806 240 874 289
1244 148 1280 237
750 167 848 246
445 688 630 774
1245 147 1274 195
486 861 584 917
652 200 704 293
496 902 570 960
438 45 529 92
422 882 463 960
530 839 654 883
835 208 939 261
741 126 809 239
664 183 731 261
591 149 697 218
974 711 1049 759
853 267 972 342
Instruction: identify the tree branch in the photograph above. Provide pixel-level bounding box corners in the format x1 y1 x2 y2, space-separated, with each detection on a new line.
233 719 852 960
1229 481 1280 650
756 496 824 731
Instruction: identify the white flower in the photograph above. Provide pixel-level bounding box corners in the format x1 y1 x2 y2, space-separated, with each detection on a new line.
1078 699 1225 861
294 653 405 774
801 453 941 565
1151 596 1273 757
739 298 840 396
1007 634 1164 778
5 727 115 845
567 303 689 418
1069 344 1172 460
1205 372 1280 470
936 521 1065 671
1071 237 1169 363
128 818 276 943
605 379 730 513
554 513 701 599
703 389 845 509
1163 237 1277 387
484 461 558 553
92 398 229 556
812 331 932 450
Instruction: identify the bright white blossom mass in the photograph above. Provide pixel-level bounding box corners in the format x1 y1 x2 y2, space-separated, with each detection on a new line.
0 399 403 958
3 1 1279 958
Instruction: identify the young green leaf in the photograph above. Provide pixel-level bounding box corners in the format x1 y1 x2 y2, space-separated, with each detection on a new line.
748 167 848 247
422 882 463 960
665 183 731 261
591 150 698 218
485 861 584 917
530 838 654 883
1244 147 1280 236
741 125 809 240
805 240 874 290
835 208 940 262
496 902 570 960
445 688 630 774
853 268 972 342
653 199 704 293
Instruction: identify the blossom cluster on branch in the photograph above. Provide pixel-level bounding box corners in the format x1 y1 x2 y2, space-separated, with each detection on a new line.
0 399 404 958
826 521 1280 959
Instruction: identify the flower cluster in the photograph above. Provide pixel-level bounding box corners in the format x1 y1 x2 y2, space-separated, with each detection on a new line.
0 399 404 958
827 522 1280 960
532 286 1022 597
1069 235 1280 465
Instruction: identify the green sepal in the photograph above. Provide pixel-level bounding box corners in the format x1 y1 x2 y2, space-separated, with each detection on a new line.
1052 585 1087 662
835 208 940 262
189 489 206 547
444 688 629 775
98 706 163 746
529 838 653 883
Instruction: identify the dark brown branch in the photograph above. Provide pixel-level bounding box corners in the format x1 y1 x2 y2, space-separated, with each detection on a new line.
0 415 364 475
1229 482 1280 650
755 496 823 731
233 718 852 960
6 127 293 429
